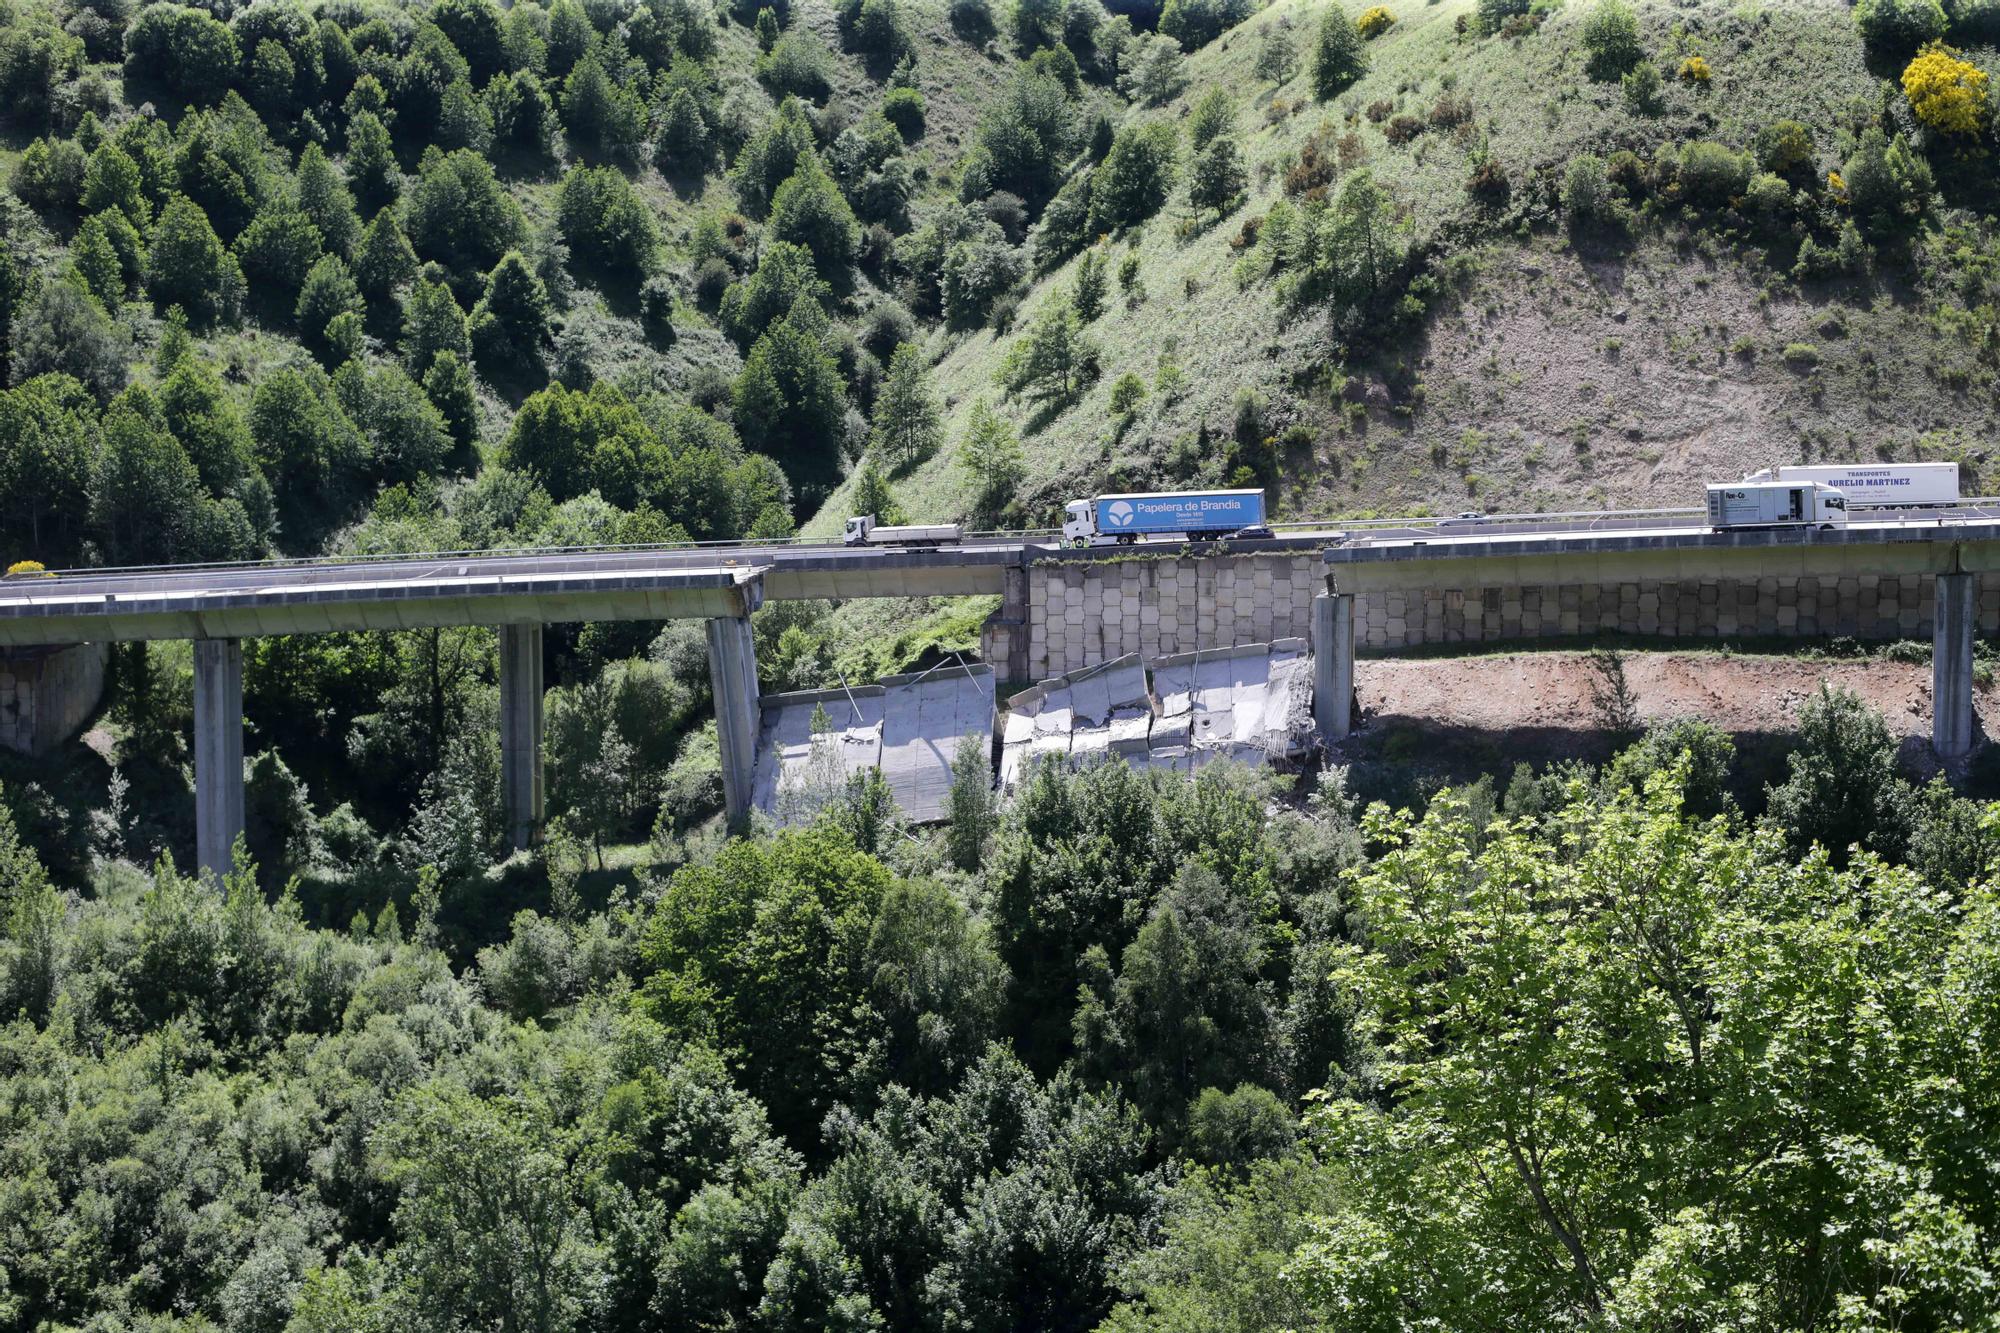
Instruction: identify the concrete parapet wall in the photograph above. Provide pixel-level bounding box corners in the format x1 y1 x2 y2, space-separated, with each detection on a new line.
0 642 107 755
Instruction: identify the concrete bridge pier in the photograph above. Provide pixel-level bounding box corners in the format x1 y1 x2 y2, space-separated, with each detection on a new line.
706 613 761 830
499 624 545 850
1312 591 1354 745
193 639 244 878
1935 572 1976 760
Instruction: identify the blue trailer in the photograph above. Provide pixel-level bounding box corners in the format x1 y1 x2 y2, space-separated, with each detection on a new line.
1061 489 1268 546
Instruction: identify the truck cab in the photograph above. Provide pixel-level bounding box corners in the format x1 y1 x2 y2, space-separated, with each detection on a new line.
844 515 876 546
1061 500 1093 547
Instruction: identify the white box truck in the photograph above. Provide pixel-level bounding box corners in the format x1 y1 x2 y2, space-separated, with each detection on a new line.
1061 489 1269 546
1741 463 1959 507
843 515 964 546
1707 481 1849 529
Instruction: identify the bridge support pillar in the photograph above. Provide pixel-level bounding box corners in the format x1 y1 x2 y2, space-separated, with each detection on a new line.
1312 592 1354 745
499 624 545 851
1935 573 1976 760
707 613 760 831
193 639 244 878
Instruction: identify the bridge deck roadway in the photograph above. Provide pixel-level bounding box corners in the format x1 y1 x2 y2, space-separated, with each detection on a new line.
11 506 2000 647
1323 513 2000 592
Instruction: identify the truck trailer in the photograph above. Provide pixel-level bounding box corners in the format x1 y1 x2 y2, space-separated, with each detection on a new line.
1707 481 1850 529
843 515 964 546
1061 489 1268 546
1741 463 1959 507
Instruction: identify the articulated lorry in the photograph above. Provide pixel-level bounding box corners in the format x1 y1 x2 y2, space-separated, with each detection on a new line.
1061 489 1269 546
843 516 965 546
1740 463 1959 507
1707 480 1849 529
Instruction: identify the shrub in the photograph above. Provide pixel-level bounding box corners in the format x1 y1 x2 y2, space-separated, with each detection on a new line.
1621 58 1663 113
12 137 84 216
1902 42 1989 135
881 86 926 139
1561 152 1615 222
1841 127 1934 235
1742 171 1792 222
1356 6 1394 38
639 276 678 346
1755 119 1816 184
1477 0 1533 31
759 31 835 102
1854 0 1947 55
1677 54 1710 84
1781 342 1820 367
1676 140 1752 208
1108 371 1147 416
555 164 660 279
1580 0 1642 82
1384 114 1423 145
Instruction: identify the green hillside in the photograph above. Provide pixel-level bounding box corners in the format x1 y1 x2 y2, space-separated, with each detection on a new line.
11 2 2000 1329
845 0 2000 531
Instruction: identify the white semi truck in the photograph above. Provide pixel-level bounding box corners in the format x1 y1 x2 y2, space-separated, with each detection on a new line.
1706 480 1849 529
1741 463 1959 507
1061 489 1270 546
843 516 964 546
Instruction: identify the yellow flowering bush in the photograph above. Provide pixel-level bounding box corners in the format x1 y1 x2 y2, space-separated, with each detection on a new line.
5 560 49 577
1357 5 1395 38
1902 41 1989 136
1678 55 1711 84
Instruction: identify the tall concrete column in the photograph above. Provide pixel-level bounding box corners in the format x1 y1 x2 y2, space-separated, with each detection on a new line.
1312 591 1354 745
193 639 244 878
706 614 760 830
499 623 545 850
1934 572 1976 760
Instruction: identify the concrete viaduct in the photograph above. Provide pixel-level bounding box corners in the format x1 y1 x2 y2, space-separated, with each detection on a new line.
3 508 1998 874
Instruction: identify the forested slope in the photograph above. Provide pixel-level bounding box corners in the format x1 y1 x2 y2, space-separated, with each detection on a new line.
6 0 2000 1326
6 694 2000 1329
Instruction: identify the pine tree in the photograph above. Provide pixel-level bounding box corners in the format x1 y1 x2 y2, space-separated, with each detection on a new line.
768 157 861 275
871 343 943 466
1313 6 1366 100
403 275 471 377
469 251 551 378
997 296 1096 403
1254 22 1298 84
957 397 1023 527
146 195 243 327
91 392 203 565
344 110 400 213
1188 135 1246 216
654 86 711 173
80 142 148 227
297 255 365 363
732 316 847 507
73 215 124 306
355 207 418 297
424 350 480 454
296 143 361 259
849 458 905 524
1072 247 1107 321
